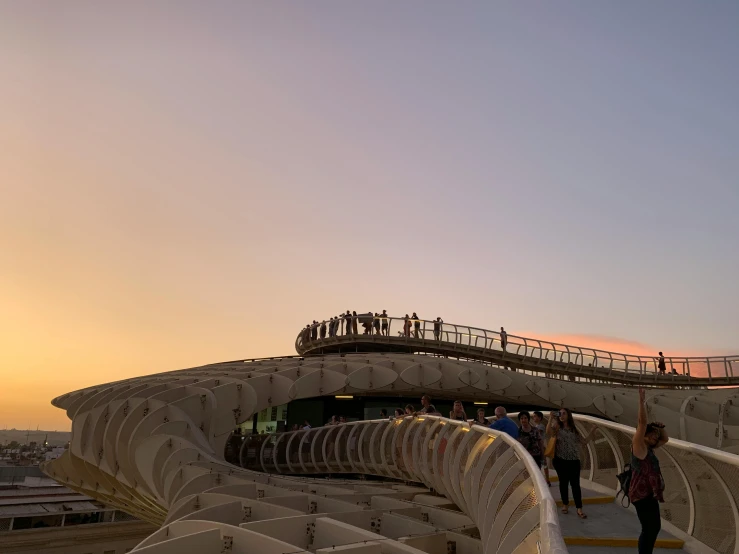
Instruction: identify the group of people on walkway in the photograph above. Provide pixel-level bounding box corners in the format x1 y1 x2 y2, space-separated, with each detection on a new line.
302 312 448 342
485 392 668 554
289 389 667 554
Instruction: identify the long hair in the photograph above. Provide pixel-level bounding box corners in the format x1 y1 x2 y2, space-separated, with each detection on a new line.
560 408 580 436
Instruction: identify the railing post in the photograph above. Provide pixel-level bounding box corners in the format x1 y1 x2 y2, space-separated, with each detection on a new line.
536 340 543 366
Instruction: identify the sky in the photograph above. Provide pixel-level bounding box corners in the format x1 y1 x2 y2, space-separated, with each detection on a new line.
1 1 738 431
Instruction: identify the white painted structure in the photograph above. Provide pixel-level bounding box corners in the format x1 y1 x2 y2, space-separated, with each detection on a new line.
41 347 739 552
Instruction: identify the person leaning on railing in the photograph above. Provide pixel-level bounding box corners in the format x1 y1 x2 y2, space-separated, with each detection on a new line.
434 317 443 340
631 388 668 554
412 312 421 338
381 310 389 335
449 400 467 421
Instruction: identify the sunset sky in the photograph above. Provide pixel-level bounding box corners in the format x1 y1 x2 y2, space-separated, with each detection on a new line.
2 2 738 431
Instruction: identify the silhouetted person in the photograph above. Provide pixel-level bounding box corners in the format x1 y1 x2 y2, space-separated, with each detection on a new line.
405 404 414 415
380 409 388 419
500 327 508 351
403 314 411 337
311 320 318 341
362 312 372 334
412 312 420 338
658 352 666 374
434 317 443 340
328 317 335 337
320 320 327 339
344 310 352 335
381 310 389 335
394 408 404 418
373 313 381 335
352 311 358 334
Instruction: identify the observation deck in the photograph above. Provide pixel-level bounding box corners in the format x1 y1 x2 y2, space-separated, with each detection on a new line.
297 315 739 387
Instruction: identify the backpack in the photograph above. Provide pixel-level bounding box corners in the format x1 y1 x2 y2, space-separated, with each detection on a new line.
616 463 632 507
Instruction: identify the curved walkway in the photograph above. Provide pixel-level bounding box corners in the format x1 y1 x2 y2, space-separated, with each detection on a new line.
243 412 739 553
297 315 739 387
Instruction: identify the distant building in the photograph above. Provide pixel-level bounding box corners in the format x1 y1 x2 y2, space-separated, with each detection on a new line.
0 476 154 553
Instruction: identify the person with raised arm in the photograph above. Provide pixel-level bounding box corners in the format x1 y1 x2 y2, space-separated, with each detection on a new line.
631 388 668 554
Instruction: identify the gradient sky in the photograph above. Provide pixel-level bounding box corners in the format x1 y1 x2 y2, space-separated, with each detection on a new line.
2 2 738 431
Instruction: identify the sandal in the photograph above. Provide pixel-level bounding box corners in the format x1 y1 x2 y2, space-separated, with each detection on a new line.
561 506 569 514
577 509 587 519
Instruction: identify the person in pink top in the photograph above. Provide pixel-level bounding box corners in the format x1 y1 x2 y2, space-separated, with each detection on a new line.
631 388 669 554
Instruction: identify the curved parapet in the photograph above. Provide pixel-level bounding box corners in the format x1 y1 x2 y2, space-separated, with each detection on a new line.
41 361 566 553
244 411 739 553
242 416 565 553
297 315 739 386
42 352 739 553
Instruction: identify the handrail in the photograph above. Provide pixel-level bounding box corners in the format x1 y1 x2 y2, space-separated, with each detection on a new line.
296 315 739 384
241 415 567 554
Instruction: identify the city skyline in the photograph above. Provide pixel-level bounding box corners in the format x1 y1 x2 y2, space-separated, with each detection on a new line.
2 1 738 430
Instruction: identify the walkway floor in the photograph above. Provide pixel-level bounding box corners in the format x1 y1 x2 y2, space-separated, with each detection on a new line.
545 477 684 551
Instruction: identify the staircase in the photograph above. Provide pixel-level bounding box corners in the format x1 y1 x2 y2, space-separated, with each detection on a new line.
546 475 685 552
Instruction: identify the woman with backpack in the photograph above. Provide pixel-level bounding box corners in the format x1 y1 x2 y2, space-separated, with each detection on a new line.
631 388 668 553
546 408 597 518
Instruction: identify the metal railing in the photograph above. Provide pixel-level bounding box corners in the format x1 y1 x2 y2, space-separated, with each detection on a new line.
297 315 739 385
241 415 567 554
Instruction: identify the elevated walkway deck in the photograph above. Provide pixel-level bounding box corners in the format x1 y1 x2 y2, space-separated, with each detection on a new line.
297 315 739 387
